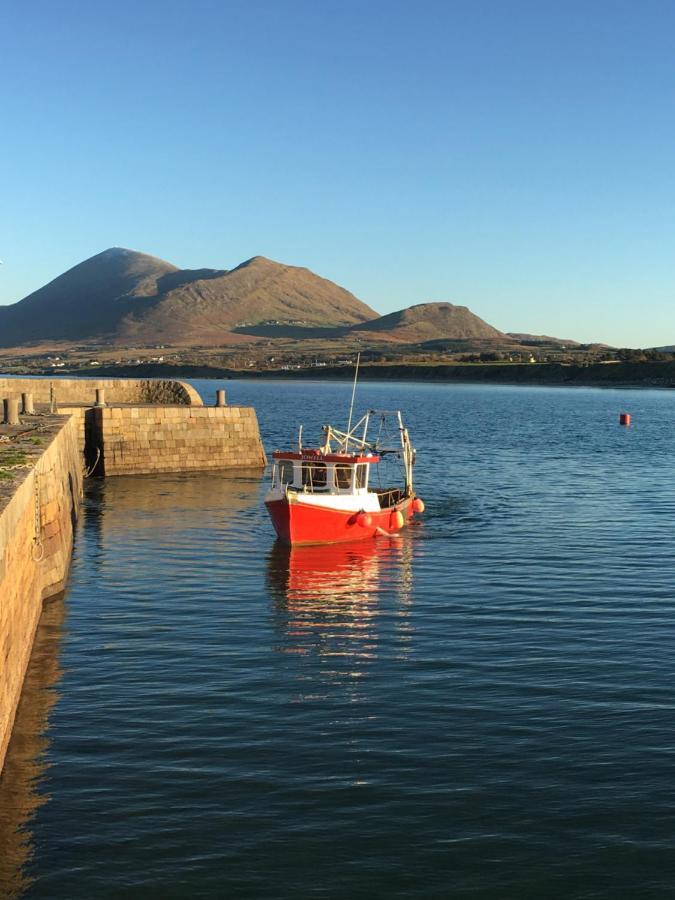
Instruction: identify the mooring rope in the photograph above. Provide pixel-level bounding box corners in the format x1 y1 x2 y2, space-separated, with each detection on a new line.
83 447 101 478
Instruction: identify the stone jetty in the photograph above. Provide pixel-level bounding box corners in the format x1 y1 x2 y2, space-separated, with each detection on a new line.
0 377 266 774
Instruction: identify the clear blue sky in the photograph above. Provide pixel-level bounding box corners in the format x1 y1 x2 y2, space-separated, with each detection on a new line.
1 0 674 347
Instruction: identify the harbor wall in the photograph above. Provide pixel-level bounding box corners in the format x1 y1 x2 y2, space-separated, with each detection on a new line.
0 377 202 406
0 416 83 774
94 405 267 475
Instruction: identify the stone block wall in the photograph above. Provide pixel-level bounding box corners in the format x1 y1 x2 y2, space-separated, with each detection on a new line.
0 416 83 774
95 406 267 475
0 377 202 407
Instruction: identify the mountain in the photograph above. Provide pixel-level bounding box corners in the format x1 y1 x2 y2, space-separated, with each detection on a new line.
349 302 505 343
118 255 379 345
0 248 180 344
507 332 580 346
0 248 378 347
0 249 519 350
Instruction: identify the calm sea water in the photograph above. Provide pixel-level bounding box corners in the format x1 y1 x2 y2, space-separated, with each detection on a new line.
3 380 675 898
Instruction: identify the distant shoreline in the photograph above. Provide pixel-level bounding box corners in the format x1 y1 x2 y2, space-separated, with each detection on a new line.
19 360 675 390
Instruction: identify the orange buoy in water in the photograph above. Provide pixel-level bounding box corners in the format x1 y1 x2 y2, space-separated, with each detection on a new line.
357 512 372 528
390 510 405 530
619 412 631 426
412 497 425 514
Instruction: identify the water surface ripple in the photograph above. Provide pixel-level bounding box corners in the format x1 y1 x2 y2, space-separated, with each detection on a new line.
2 381 675 897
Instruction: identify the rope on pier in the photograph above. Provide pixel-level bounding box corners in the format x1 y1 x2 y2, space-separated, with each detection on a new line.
83 447 101 478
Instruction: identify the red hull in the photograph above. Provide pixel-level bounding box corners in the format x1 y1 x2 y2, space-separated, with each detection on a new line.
266 496 414 545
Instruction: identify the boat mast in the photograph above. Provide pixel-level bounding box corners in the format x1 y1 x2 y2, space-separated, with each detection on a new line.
346 352 361 439
397 410 414 494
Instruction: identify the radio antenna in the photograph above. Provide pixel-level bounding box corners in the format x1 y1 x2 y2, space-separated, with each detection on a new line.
346 351 361 438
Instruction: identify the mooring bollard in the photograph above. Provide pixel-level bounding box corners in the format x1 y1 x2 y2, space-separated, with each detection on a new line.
95 388 106 408
49 383 56 414
2 397 19 425
215 389 226 407
21 392 35 415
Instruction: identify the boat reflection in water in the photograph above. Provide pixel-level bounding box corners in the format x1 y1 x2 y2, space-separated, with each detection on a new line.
0 597 67 899
267 536 415 676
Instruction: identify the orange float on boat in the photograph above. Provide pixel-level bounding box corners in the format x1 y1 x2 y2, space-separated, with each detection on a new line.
390 510 405 531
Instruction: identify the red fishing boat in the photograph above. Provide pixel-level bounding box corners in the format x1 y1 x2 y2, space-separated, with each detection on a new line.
265 408 424 545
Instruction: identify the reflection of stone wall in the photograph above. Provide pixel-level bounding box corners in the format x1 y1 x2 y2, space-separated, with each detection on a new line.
0 377 202 407
84 471 262 557
92 470 261 527
0 597 65 897
0 417 82 775
94 406 267 475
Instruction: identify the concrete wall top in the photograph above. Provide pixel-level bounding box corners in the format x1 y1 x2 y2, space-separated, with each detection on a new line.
0 377 202 406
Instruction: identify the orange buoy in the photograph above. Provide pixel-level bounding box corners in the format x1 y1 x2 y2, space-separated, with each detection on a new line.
412 497 425 514
619 412 631 426
390 510 405 530
356 512 372 528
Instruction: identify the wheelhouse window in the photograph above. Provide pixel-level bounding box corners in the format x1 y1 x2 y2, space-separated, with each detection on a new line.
334 464 353 489
276 460 294 485
355 464 368 489
302 462 327 490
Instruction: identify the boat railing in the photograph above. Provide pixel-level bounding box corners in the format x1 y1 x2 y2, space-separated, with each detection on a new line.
371 486 408 508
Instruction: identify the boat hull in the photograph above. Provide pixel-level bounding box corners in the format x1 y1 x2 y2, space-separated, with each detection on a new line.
266 495 415 545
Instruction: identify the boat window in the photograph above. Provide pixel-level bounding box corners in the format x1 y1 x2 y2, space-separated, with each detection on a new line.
302 462 327 489
334 464 352 489
355 464 368 489
277 460 294 485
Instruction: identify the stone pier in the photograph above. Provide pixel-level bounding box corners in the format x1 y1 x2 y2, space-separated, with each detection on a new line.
88 405 266 475
0 415 83 774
